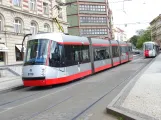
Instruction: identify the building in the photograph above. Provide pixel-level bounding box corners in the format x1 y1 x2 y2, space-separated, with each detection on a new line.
108 9 114 40
0 0 68 65
66 0 113 40
113 27 127 41
150 14 161 47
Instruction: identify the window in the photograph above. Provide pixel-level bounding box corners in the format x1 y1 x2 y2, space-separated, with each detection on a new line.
79 5 106 12
15 46 23 61
80 16 107 23
49 42 64 67
81 45 90 63
44 24 50 32
112 46 119 57
120 46 128 55
14 18 22 33
30 0 36 11
30 22 37 34
12 0 21 6
43 2 49 14
58 8 63 18
0 16 2 31
0 52 4 62
80 28 108 35
94 47 110 61
64 45 90 66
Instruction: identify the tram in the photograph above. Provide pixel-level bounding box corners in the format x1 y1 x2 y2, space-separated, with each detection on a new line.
22 32 133 86
143 42 159 58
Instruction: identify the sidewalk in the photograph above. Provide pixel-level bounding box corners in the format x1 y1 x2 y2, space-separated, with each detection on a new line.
0 67 23 93
0 76 23 93
107 54 161 120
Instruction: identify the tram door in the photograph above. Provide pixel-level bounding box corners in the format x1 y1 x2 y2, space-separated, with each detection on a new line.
64 45 81 77
79 45 91 75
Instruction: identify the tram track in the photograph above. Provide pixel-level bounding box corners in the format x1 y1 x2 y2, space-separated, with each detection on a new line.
20 56 151 120
16 57 151 120
0 55 147 120
0 55 142 110
70 57 152 120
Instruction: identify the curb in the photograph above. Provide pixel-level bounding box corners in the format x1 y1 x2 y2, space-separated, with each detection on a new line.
0 85 24 94
106 56 157 120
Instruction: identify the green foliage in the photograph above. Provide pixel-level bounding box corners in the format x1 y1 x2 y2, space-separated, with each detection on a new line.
118 117 124 120
130 35 138 47
129 27 151 49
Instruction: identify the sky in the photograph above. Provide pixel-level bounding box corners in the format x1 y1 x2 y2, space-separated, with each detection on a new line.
108 0 161 39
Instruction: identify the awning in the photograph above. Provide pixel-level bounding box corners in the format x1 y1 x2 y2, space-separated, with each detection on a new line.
0 44 8 52
16 45 26 52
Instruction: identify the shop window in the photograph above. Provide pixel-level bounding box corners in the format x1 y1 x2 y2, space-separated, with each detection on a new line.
0 52 4 62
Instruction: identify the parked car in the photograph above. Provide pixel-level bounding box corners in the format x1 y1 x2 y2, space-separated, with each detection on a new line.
132 49 141 54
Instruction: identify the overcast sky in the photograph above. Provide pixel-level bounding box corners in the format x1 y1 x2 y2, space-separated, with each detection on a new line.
108 0 161 39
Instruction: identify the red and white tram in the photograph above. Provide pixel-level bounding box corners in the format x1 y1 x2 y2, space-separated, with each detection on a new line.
22 33 133 86
143 42 159 58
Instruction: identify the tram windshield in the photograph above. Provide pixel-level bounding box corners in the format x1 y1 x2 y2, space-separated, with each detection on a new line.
144 43 154 50
24 39 49 65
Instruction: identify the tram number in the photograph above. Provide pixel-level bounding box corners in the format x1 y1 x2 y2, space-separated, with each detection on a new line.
28 73 34 76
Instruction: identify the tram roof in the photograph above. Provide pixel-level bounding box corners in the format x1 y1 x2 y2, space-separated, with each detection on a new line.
143 41 158 45
28 32 129 46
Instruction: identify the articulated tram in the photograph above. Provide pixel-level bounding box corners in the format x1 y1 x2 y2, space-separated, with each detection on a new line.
143 42 160 58
22 33 133 86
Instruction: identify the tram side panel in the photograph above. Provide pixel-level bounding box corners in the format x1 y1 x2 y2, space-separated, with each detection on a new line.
62 44 92 81
90 38 112 73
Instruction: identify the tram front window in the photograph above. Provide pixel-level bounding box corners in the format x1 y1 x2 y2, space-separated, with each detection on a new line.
24 39 49 65
145 43 153 50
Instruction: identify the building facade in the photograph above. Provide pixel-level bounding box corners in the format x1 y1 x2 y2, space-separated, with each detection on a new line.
66 0 113 39
113 27 127 41
0 0 68 65
150 14 161 47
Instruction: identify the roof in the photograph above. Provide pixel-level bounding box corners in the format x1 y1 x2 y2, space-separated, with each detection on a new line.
143 41 158 45
150 14 161 24
27 32 129 46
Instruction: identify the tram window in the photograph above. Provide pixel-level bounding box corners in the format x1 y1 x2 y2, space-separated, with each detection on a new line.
64 45 81 66
112 46 119 57
94 47 110 61
64 45 90 66
64 45 74 66
81 45 90 63
49 42 62 67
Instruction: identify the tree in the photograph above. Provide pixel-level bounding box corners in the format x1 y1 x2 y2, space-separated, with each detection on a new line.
136 27 151 48
129 35 138 47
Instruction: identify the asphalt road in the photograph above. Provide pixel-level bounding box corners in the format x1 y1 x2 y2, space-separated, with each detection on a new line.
0 55 152 120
